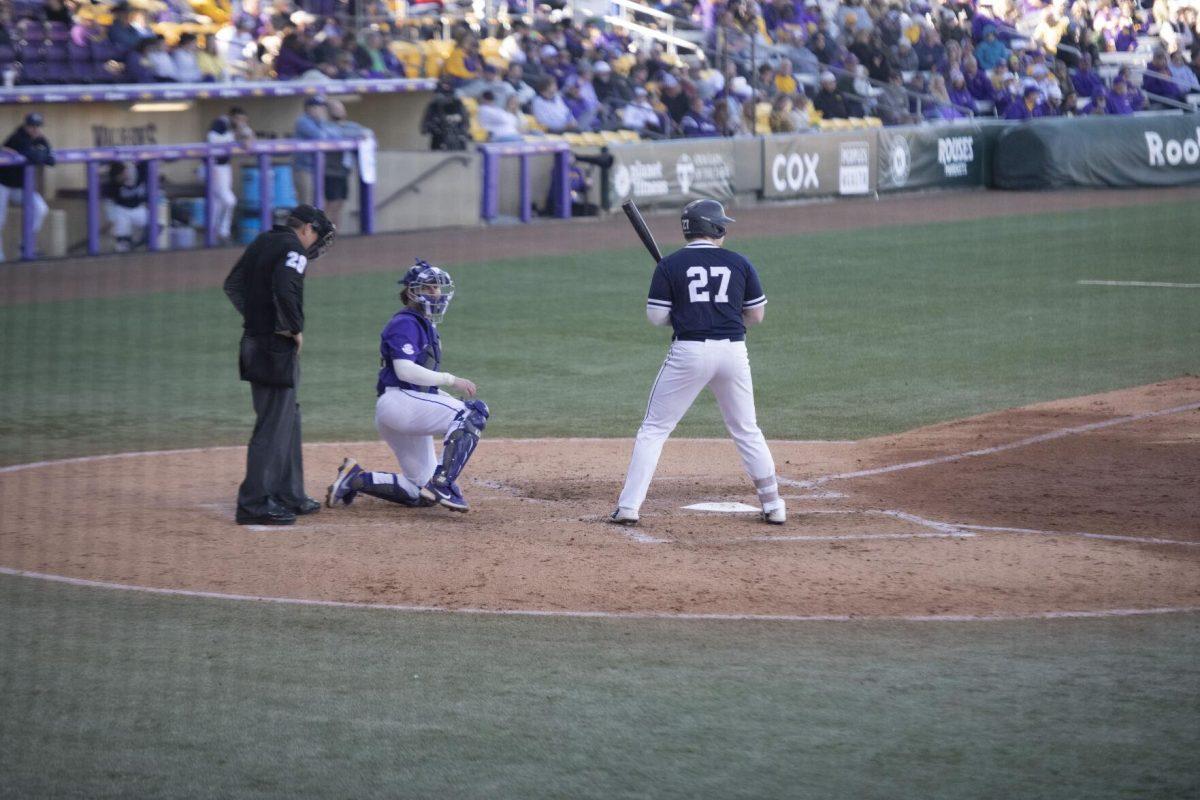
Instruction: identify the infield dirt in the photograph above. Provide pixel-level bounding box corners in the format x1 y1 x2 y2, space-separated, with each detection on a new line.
2 378 1197 619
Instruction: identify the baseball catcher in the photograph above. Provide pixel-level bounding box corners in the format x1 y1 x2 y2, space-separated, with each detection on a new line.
326 259 489 513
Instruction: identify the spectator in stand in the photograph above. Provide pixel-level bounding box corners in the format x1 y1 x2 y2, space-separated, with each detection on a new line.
1116 66 1147 110
660 74 690 128
531 77 577 134
1084 88 1107 114
71 8 106 48
961 55 993 103
103 161 149 252
1105 75 1136 114
1033 8 1070 56
809 30 837 64
926 74 968 120
1167 49 1199 94
913 26 947 73
499 20 528 64
1071 54 1105 99
681 96 720 137
216 17 257 78
774 58 799 97
420 77 469 150
1005 84 1048 119
444 34 482 89
45 0 72 25
947 69 977 114
767 94 799 132
477 91 525 142
503 63 537 107
562 76 599 131
174 33 204 83
1114 21 1138 51
198 35 229 82
0 114 54 263
108 3 144 52
593 60 631 109
207 107 255 244
354 29 405 78
147 35 180 81
1043 82 1066 115
1142 49 1187 104
621 87 666 137
461 63 512 104
876 71 916 125
293 96 336 202
814 70 850 118
892 37 919 72
124 37 158 83
275 32 315 80
1191 49 1200 86
974 25 1008 71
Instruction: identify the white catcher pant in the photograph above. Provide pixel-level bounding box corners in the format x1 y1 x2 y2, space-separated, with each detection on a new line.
618 339 779 513
374 386 466 494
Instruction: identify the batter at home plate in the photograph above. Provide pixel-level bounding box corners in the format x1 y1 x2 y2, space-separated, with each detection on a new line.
611 199 785 527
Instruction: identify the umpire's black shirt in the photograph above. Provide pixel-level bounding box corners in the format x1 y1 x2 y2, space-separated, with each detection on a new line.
223 224 307 336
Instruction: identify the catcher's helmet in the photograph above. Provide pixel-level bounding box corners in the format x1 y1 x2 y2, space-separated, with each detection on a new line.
681 199 735 240
288 204 336 260
400 259 455 323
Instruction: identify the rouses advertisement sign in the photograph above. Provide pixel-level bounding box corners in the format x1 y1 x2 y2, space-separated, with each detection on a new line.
609 140 736 204
877 124 988 191
993 113 1200 189
762 132 877 199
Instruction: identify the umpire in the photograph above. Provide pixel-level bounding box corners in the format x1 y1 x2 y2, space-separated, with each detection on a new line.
224 204 335 525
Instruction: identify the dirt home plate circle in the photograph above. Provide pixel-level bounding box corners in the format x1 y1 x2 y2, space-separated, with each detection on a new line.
1 380 1198 621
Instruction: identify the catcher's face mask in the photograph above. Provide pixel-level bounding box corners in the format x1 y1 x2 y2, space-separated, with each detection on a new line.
401 261 455 323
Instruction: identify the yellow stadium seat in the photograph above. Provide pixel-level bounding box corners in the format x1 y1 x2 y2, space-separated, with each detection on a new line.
460 96 478 111
618 129 641 142
523 114 544 132
563 133 585 145
580 132 606 146
479 38 503 59
613 55 636 76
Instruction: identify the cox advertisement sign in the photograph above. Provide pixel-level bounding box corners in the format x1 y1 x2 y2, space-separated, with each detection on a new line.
762 132 877 199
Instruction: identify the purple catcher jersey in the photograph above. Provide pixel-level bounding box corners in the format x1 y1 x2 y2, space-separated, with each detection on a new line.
647 242 767 341
376 308 441 396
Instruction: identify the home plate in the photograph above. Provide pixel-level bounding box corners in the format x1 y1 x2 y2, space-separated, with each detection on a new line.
684 502 760 513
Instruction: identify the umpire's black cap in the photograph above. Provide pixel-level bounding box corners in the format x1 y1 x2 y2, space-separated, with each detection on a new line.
681 199 734 239
287 205 336 260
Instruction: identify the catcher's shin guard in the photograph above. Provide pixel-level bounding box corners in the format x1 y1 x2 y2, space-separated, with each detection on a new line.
441 399 489 483
357 471 424 506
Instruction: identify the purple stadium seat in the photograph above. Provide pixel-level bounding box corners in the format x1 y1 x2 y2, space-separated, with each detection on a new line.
19 61 48 85
13 0 45 20
0 45 15 67
90 41 121 63
15 20 46 43
47 23 72 43
45 44 68 63
45 63 72 84
68 43 90 62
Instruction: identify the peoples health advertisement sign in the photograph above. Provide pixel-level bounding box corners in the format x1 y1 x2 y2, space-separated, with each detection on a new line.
609 140 737 204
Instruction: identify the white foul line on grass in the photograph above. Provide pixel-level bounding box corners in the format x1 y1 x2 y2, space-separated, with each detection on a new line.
1 565 1196 623
1078 280 1200 289
779 401 1200 489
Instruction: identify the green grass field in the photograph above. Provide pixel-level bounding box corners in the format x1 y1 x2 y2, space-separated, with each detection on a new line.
1 198 1198 797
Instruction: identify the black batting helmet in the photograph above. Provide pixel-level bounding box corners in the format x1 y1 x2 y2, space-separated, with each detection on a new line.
681 199 735 240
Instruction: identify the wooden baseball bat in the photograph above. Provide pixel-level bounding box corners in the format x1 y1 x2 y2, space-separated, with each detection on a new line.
621 200 663 264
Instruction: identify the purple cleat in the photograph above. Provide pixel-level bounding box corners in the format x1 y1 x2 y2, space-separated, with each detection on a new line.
420 467 469 512
326 457 363 508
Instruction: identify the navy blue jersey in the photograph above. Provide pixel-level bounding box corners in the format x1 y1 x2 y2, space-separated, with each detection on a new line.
376 308 442 396
647 242 767 340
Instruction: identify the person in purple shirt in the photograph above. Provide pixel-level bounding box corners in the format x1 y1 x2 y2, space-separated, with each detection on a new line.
1116 67 1147 109
947 69 978 113
1105 77 1136 114
274 32 315 79
1142 50 1187 104
962 55 995 103
680 96 721 137
325 260 490 514
1004 85 1048 119
1071 54 1106 98
1114 23 1138 52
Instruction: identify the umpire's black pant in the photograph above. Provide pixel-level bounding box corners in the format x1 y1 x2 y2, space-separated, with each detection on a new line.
237 364 306 516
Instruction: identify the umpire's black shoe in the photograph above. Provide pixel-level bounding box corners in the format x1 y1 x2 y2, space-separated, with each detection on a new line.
236 508 297 526
289 497 322 516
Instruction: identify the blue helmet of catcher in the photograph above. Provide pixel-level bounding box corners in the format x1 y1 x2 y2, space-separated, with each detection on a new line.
400 259 455 322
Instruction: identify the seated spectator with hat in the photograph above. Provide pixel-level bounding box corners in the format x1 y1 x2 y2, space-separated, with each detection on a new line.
620 87 666 137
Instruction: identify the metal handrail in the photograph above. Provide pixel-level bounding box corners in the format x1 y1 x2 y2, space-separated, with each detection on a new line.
602 14 703 56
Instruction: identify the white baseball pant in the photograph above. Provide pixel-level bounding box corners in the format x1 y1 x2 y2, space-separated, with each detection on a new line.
0 185 49 262
104 203 148 250
374 386 466 495
618 338 780 513
211 163 237 240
